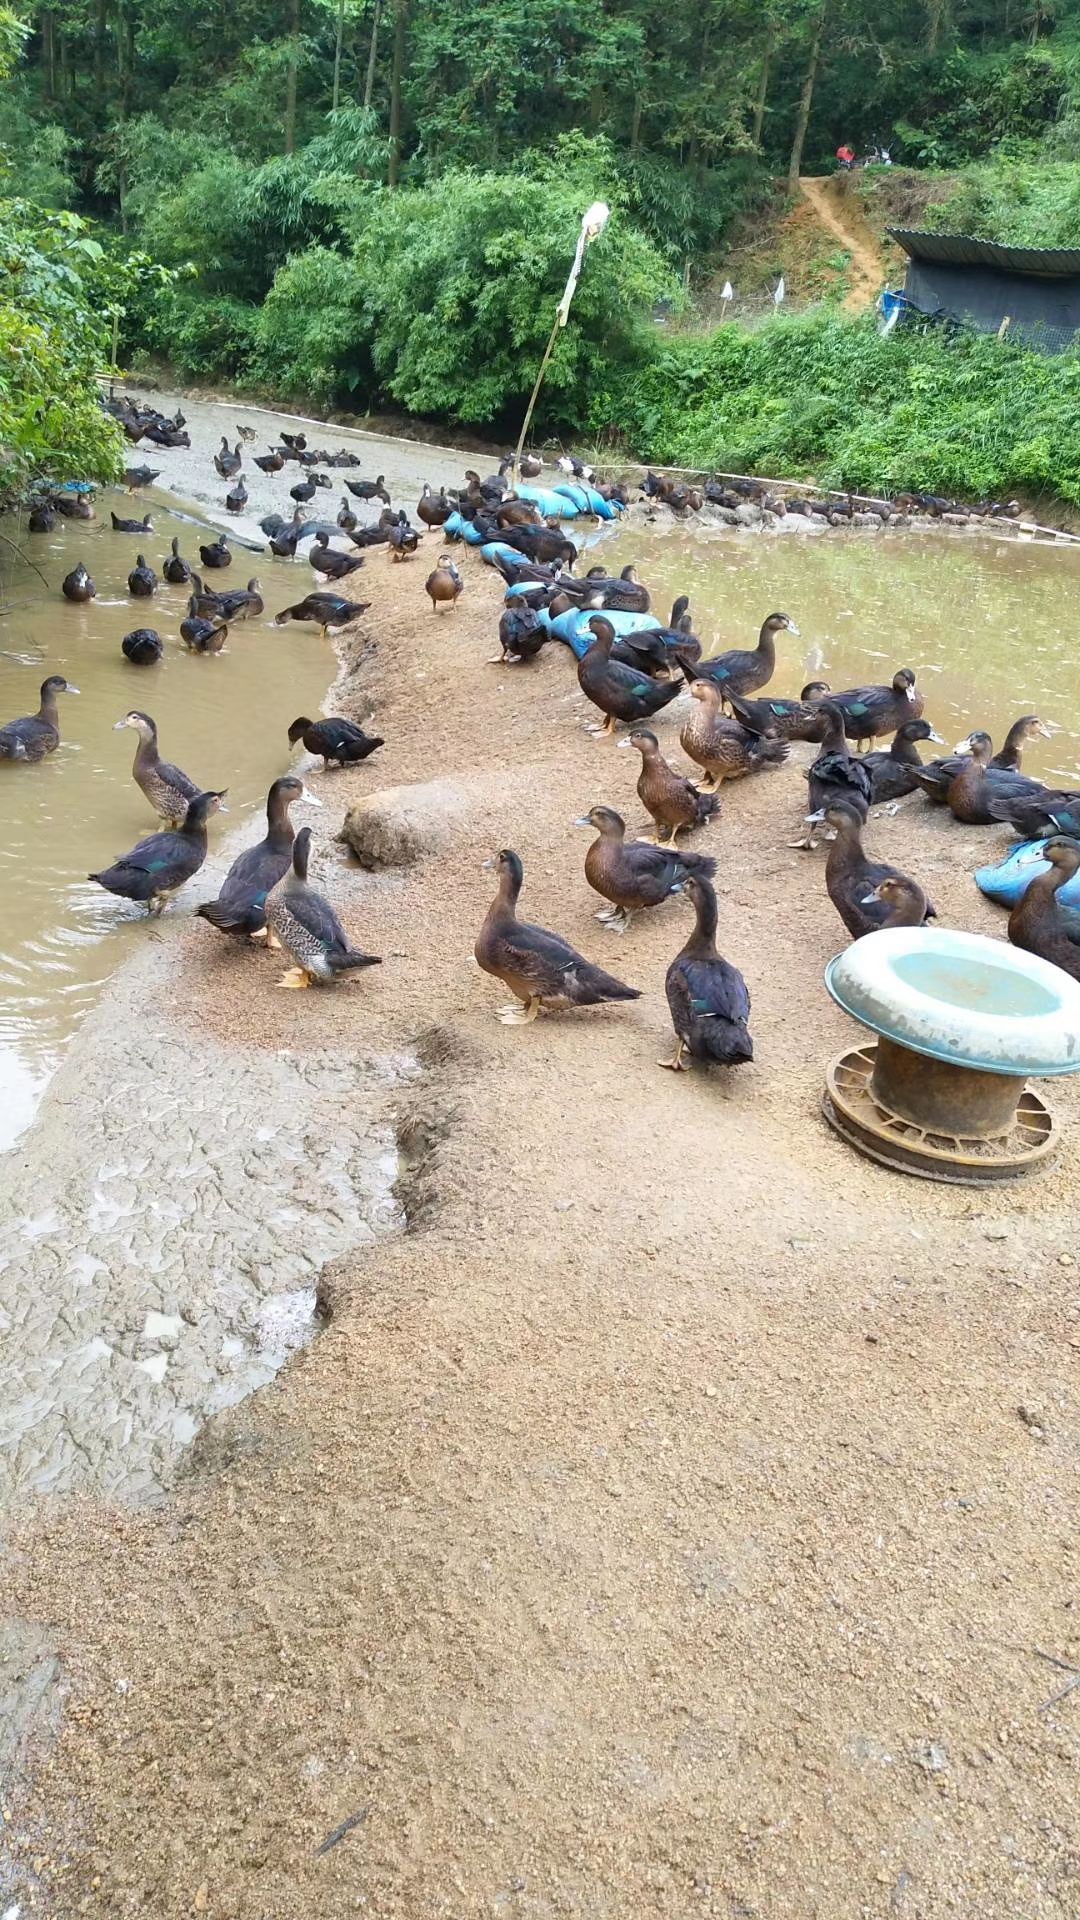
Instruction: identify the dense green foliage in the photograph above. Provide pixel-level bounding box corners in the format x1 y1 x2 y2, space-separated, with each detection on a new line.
5 0 1080 495
604 310 1080 507
0 200 127 493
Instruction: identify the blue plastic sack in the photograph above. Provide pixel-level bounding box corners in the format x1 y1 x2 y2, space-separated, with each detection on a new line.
480 541 529 568
547 606 667 657
515 484 581 520
553 482 621 520
975 839 1080 910
441 509 486 545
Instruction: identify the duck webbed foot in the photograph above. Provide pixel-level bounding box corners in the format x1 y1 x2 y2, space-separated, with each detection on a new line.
495 998 540 1025
658 1041 690 1072
278 967 313 989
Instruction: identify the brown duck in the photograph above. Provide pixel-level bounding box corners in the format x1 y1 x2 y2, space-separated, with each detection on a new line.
944 733 1048 826
622 728 721 844
574 805 716 933
426 556 463 611
1007 837 1080 981
680 680 789 788
822 803 934 939
474 849 641 1024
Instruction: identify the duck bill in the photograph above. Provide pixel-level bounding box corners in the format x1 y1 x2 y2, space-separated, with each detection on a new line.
860 889 883 905
927 729 945 743
300 786 323 808
65 685 81 695
616 738 634 750
572 815 593 827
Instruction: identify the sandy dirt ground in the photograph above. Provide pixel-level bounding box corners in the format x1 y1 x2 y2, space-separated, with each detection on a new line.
2 509 1078 1917
798 178 886 312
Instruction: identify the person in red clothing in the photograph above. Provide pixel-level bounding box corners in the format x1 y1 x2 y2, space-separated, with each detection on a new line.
836 143 855 169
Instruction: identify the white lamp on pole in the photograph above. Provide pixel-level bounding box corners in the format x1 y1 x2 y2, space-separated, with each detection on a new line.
514 201 611 481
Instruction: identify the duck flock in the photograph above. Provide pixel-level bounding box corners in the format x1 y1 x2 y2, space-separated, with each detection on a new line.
4 404 1080 1057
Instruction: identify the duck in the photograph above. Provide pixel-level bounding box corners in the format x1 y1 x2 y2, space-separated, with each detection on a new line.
796 702 872 846
557 453 594 483
194 577 264 622
111 510 153 534
574 564 651 614
861 718 945 804
861 875 942 930
55 492 96 520
345 474 390 504
89 789 227 914
214 437 242 479
474 848 640 1024
662 876 752 1071
287 715 384 768
350 508 401 550
0 675 79 761
197 775 309 939
827 668 923 746
337 497 358 533
309 531 366 580
121 628 164 667
268 509 308 558
679 680 789 788
388 519 419 561
491 606 548 665
127 553 157 597
623 728 721 843
989 786 1080 839
274 592 370 635
575 805 716 933
265 827 381 988
61 562 95 603
290 473 332 504
519 453 544 479
1007 838 1080 979
235 422 257 444
27 501 57 533
281 432 307 452
914 716 1053 805
577 616 681 737
113 709 202 824
225 476 248 513
254 449 285 475
180 607 228 653
726 681 831 743
417 483 452 528
199 536 231 570
941 734 1048 827
680 612 799 699
426 557 463 612
498 522 577 568
822 802 934 939
162 536 191 585
122 465 161 489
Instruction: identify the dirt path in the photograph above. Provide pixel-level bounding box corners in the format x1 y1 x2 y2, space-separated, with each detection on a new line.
2 501 1078 1915
799 176 885 311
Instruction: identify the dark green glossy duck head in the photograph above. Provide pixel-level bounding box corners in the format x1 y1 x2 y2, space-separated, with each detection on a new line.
895 718 943 745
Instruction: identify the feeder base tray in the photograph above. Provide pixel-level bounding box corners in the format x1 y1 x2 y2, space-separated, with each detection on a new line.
822 1044 1056 1185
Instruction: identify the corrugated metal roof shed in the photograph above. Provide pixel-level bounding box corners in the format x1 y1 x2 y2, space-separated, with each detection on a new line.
889 229 1080 277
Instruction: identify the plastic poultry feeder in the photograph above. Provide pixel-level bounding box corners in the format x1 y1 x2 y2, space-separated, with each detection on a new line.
822 927 1080 1184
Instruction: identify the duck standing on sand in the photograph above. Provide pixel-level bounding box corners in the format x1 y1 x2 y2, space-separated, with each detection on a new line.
822 802 934 939
0 675 79 761
679 679 789 788
426 557 463 611
679 612 799 700
798 702 873 845
861 719 944 804
198 775 312 939
265 827 381 988
915 716 1052 806
623 728 720 844
827 668 923 747
475 849 641 1024
89 790 227 914
578 615 681 738
113 709 202 825
287 715 384 768
575 806 716 933
662 875 753 1071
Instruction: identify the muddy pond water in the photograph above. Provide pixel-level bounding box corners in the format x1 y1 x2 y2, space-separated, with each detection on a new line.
598 522 1080 780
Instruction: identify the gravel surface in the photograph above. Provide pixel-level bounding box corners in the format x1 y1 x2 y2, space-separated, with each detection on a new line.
1 409 1077 1918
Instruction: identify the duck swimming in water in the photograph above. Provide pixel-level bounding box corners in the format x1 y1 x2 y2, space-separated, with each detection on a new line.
162 536 192 585
111 510 153 534
275 592 371 635
0 675 79 761
121 628 164 667
199 535 232 570
180 603 228 653
474 848 640 1024
113 709 202 824
662 875 752 1072
265 827 381 988
127 552 157 597
89 789 226 914
198 775 313 938
61 562 95 603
